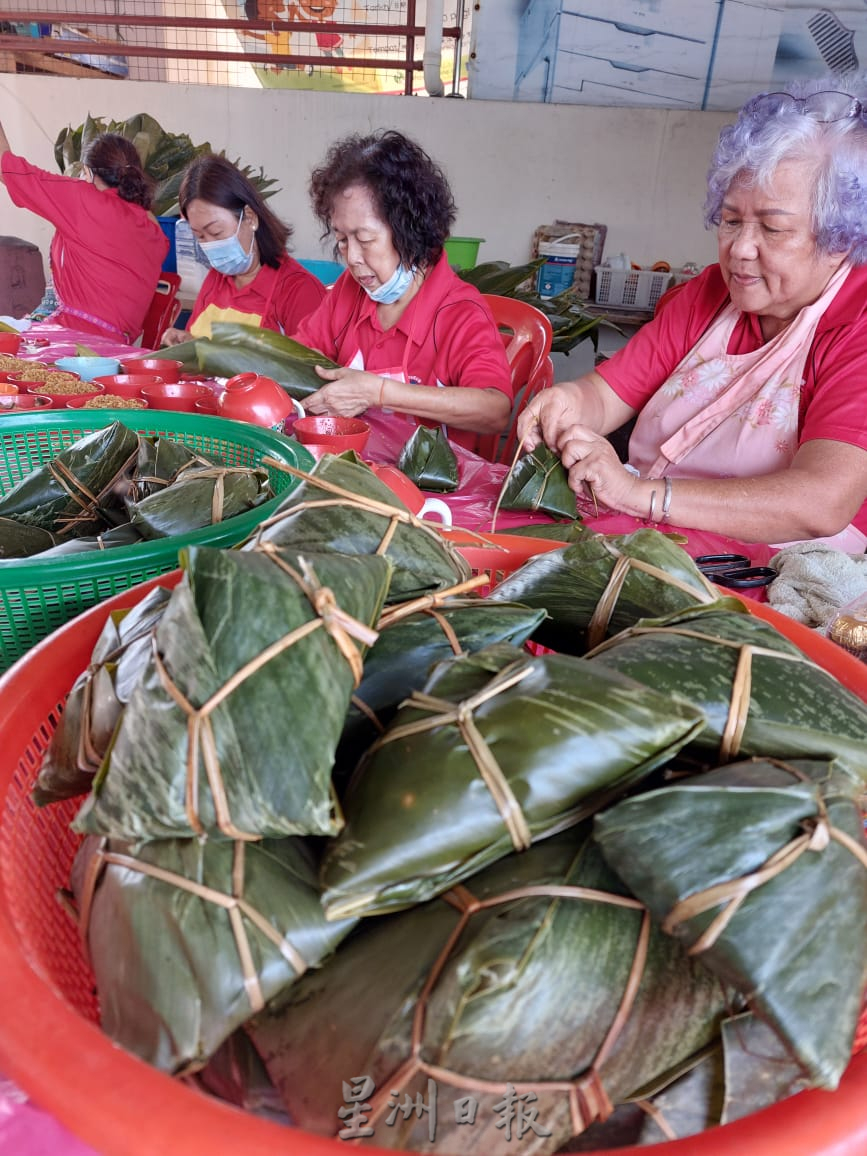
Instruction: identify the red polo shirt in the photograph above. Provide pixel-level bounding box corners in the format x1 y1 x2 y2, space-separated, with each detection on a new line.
189 254 326 335
598 262 867 533
292 252 513 451
1 152 169 342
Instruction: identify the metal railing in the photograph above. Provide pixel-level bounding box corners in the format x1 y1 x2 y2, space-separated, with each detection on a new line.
0 4 467 95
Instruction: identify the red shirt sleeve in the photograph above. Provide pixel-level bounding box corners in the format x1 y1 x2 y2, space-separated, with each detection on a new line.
1 153 90 236
597 266 730 407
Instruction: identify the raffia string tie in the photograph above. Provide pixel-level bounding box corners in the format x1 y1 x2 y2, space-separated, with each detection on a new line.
663 801 867 954
371 660 537 852
365 881 646 1140
78 841 308 1018
47 458 100 513
152 554 379 836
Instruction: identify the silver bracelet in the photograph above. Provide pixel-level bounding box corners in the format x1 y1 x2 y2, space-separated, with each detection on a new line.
648 488 659 523
661 476 673 522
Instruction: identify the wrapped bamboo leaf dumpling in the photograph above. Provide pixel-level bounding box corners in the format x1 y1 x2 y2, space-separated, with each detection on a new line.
74 543 392 842
489 528 719 655
0 421 139 536
338 595 547 766
245 453 470 601
33 522 143 558
70 834 355 1074
585 603 867 776
127 464 272 539
498 445 578 521
397 425 459 493
594 757 867 1089
320 642 706 919
250 830 731 1154
0 515 57 558
33 584 172 806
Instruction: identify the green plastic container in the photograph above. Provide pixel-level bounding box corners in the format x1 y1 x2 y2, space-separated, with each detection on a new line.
443 236 484 270
0 410 314 670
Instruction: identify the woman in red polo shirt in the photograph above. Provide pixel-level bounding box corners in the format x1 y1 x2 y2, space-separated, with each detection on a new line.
0 125 168 344
161 155 325 346
292 130 513 454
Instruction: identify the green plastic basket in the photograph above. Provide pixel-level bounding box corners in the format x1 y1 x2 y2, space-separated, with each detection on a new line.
0 410 313 671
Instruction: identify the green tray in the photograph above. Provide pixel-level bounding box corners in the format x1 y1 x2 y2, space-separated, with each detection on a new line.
0 410 313 671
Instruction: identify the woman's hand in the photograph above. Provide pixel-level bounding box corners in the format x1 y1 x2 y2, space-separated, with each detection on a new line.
560 427 646 515
517 383 587 453
160 327 187 347
517 373 637 454
304 366 381 417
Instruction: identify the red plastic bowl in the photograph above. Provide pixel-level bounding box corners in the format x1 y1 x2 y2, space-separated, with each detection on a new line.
140 381 210 412
65 394 148 410
194 392 222 415
0 332 22 355
119 357 183 384
292 415 370 454
92 373 164 399
0 575 865 1156
25 382 104 409
0 392 52 412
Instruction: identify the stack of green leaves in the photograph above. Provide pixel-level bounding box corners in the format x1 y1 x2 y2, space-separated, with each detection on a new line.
55 113 279 217
162 323 340 400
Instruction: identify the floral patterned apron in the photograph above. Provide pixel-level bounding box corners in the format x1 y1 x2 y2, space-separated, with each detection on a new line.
627 262 866 551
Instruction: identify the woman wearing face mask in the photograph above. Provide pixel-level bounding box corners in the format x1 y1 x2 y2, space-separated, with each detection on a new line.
161 154 325 346
0 125 168 343
292 130 512 453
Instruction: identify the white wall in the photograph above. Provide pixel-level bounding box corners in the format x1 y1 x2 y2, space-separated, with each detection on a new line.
0 75 730 284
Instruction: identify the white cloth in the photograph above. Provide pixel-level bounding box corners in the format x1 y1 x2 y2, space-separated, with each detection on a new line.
767 541 867 627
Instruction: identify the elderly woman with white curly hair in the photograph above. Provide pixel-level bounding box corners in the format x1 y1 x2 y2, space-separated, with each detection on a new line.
519 77 867 551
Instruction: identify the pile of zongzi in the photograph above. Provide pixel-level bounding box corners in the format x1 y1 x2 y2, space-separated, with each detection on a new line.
34 508 867 1151
0 422 273 559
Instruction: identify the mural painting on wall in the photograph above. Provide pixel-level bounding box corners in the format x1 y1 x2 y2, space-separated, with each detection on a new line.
469 0 867 109
237 0 424 93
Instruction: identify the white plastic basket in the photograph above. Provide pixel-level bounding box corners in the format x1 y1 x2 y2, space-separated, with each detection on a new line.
594 266 674 310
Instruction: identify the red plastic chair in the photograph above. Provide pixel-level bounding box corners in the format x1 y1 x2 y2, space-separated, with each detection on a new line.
140 272 182 350
477 294 554 462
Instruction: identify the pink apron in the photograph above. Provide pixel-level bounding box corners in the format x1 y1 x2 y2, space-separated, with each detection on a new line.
628 262 866 551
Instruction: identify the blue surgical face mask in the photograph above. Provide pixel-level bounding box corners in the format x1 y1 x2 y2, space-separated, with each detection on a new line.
365 262 416 304
198 210 255 276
